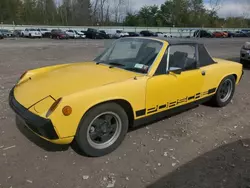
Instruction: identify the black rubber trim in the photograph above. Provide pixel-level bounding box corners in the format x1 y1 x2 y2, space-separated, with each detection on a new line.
208 88 216 94
159 104 166 109
136 109 146 117
133 96 213 127
188 96 195 100
9 87 59 140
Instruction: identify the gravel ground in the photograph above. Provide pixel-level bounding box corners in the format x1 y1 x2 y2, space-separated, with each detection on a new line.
0 37 250 188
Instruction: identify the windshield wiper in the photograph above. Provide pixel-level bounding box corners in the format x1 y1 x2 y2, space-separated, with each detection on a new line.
96 61 125 68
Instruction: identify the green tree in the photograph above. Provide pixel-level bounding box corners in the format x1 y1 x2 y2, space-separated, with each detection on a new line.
124 13 139 26
137 5 159 26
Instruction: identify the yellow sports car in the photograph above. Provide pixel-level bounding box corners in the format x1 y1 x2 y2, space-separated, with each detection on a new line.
9 37 244 157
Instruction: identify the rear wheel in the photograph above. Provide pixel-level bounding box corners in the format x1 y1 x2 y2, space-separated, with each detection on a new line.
209 75 235 107
75 102 129 157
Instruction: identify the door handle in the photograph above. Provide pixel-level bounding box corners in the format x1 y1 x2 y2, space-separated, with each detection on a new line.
201 70 206 76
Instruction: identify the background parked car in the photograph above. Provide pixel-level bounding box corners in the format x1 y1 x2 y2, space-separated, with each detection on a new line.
74 30 86 39
0 29 13 37
37 28 51 38
84 28 109 39
140 30 156 37
66 30 81 39
99 30 110 39
193 29 213 38
212 31 227 38
0 31 4 39
156 32 167 37
115 30 129 38
21 28 42 38
234 31 250 37
50 29 69 39
223 31 235 38
127 32 140 37
12 29 22 37
240 41 250 66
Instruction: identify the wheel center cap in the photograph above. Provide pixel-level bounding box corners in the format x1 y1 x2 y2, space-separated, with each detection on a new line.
101 121 109 133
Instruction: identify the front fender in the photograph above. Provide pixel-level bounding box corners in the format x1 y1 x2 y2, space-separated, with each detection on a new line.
49 76 148 138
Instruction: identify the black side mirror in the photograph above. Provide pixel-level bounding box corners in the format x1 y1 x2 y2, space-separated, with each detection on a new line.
168 67 182 74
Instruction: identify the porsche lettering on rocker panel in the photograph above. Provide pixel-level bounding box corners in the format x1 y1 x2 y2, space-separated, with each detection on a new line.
136 87 217 117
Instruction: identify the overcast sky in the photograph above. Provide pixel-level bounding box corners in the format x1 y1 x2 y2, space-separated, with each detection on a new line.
132 0 250 18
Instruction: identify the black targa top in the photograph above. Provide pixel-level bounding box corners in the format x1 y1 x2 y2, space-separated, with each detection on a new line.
157 37 216 67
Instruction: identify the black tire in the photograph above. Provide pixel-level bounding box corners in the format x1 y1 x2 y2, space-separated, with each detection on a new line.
75 102 129 157
209 75 236 107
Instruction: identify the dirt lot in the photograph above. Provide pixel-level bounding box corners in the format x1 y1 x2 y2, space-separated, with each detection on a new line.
0 38 250 188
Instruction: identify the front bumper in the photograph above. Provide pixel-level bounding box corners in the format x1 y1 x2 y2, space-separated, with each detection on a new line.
31 33 42 37
9 88 59 140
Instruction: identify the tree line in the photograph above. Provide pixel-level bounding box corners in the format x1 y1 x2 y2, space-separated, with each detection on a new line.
123 0 250 28
0 0 250 28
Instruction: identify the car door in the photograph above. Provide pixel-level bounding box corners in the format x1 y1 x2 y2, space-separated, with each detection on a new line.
197 44 220 94
145 44 205 115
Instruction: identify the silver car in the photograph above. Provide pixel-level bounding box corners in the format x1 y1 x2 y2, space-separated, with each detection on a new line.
240 42 250 65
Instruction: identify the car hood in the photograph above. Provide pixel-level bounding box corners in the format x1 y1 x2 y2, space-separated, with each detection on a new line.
14 62 142 108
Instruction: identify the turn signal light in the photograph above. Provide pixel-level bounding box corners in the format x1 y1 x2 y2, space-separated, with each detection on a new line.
46 98 62 117
62 106 72 116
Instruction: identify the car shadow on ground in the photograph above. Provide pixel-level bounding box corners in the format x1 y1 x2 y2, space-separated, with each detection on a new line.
15 115 70 152
147 139 250 188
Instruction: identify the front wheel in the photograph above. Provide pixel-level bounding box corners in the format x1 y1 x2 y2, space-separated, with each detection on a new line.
75 102 129 157
209 75 236 107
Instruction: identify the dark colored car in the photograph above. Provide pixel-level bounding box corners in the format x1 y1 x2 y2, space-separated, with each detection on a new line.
50 29 69 39
99 30 110 39
240 42 250 67
0 29 13 37
84 28 107 39
0 32 4 39
193 30 213 38
127 32 140 37
234 31 250 37
12 30 22 37
223 31 235 38
140 30 156 37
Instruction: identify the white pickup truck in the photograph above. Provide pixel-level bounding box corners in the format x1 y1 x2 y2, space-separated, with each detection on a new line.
21 28 42 38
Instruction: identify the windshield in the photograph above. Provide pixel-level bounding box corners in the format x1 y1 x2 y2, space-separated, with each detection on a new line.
94 38 163 74
30 29 36 31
